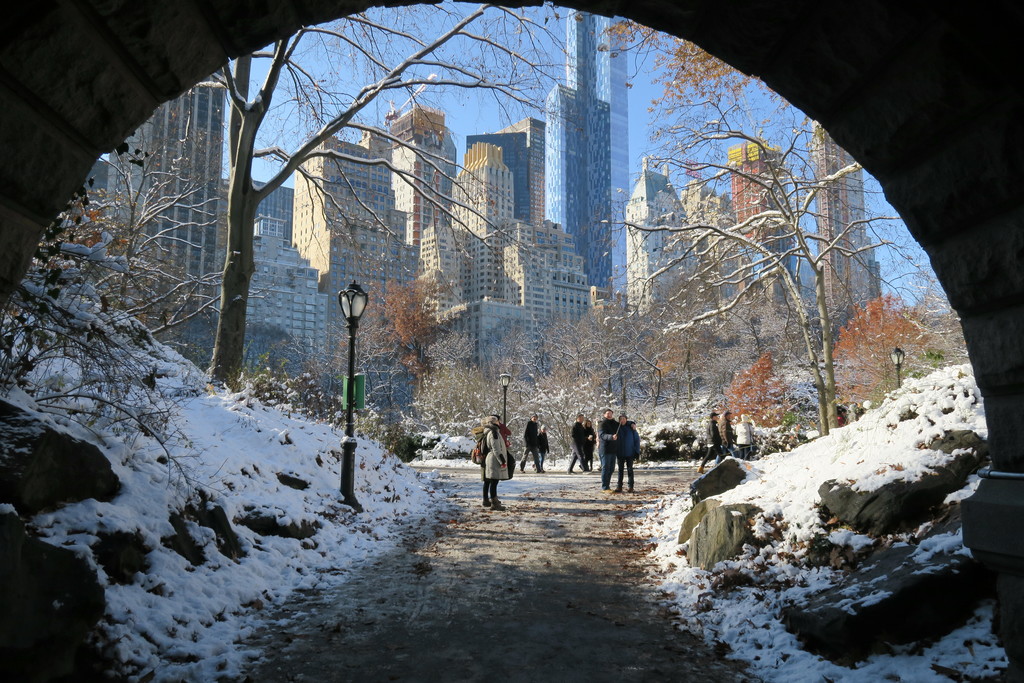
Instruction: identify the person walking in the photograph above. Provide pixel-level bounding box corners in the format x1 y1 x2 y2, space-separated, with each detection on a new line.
522 414 541 473
480 414 512 510
582 418 597 472
537 426 549 473
721 411 737 458
614 414 640 493
598 408 619 491
568 414 587 473
698 411 722 474
735 414 755 460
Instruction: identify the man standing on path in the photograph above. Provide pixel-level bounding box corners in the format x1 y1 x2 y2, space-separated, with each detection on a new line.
522 414 542 473
599 408 619 491
614 413 640 493
568 413 588 473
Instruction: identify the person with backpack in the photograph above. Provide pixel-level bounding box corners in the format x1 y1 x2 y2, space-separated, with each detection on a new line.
538 426 549 473
614 414 640 493
598 408 619 492
522 414 542 473
477 414 512 510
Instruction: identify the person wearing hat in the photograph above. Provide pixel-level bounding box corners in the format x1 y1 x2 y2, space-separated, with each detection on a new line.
698 411 723 474
480 414 512 510
568 413 588 473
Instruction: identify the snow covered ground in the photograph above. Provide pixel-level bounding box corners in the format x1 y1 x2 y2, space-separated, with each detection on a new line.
14 382 441 682
635 365 1008 681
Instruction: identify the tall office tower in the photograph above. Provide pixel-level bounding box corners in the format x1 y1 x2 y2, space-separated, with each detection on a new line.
254 182 294 242
466 117 546 226
292 132 417 338
545 11 628 291
119 85 226 279
625 159 684 311
388 105 457 248
810 122 881 322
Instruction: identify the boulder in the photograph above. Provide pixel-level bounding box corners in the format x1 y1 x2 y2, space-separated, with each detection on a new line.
818 430 986 536
783 509 994 662
238 509 316 540
93 530 148 584
163 512 206 566
0 512 105 682
0 399 119 514
191 501 244 560
678 498 721 545
277 472 310 490
689 503 762 570
690 458 747 504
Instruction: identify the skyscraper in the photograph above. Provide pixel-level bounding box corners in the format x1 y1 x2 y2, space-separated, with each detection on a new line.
466 117 546 226
388 105 457 248
810 122 882 322
625 159 684 311
545 11 628 291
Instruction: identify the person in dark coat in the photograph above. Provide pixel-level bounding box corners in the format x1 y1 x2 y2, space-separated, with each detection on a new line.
721 411 737 458
614 414 641 493
698 411 722 474
568 413 587 473
537 426 549 473
522 414 541 472
582 418 597 472
599 408 619 491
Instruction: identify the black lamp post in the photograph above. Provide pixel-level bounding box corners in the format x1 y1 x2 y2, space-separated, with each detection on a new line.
890 347 905 389
338 282 368 512
499 373 511 424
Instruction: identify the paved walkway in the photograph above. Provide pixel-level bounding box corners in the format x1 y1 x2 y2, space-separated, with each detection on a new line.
247 466 754 682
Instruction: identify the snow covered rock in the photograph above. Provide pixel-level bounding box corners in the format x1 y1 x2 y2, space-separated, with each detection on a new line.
0 399 119 514
818 430 986 536
689 458 748 504
0 511 105 681
678 498 721 544
689 503 762 570
783 511 994 662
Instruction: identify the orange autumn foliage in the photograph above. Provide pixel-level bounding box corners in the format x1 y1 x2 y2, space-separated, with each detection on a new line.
725 352 788 427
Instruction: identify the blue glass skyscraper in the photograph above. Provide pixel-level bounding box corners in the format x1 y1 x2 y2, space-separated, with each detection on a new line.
545 11 628 291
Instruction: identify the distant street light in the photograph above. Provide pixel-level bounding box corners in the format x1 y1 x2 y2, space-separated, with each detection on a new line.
338 282 368 512
890 347 905 389
499 373 512 424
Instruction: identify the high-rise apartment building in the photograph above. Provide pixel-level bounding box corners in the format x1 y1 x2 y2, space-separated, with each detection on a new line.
292 133 417 339
466 117 546 226
248 234 329 347
545 11 628 292
388 105 457 248
254 182 294 242
810 123 881 322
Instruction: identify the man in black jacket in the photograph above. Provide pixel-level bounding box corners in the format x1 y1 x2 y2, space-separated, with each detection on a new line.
522 414 542 472
599 408 619 491
698 411 722 474
568 413 588 473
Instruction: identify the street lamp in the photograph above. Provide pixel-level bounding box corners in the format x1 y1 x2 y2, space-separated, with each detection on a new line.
890 347 905 389
499 373 511 424
338 281 369 512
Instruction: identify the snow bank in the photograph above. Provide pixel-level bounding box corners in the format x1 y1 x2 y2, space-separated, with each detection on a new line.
637 365 1007 680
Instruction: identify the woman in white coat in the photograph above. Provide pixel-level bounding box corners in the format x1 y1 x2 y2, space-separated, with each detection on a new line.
481 414 512 510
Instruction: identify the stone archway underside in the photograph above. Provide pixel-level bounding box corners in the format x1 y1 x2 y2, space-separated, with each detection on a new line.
3 0 1024 673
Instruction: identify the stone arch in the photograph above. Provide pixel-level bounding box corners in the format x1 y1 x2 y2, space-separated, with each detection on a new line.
2 0 1023 673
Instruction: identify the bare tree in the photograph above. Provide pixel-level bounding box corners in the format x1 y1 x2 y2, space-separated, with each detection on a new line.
634 101 899 434
202 4 554 382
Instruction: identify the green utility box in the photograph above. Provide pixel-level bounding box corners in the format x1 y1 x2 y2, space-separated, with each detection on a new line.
342 374 365 410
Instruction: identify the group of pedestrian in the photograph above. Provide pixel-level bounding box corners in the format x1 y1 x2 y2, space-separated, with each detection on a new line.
698 410 757 474
473 407 644 509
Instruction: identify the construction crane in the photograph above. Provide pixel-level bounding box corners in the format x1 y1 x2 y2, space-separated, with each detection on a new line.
383 74 438 126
